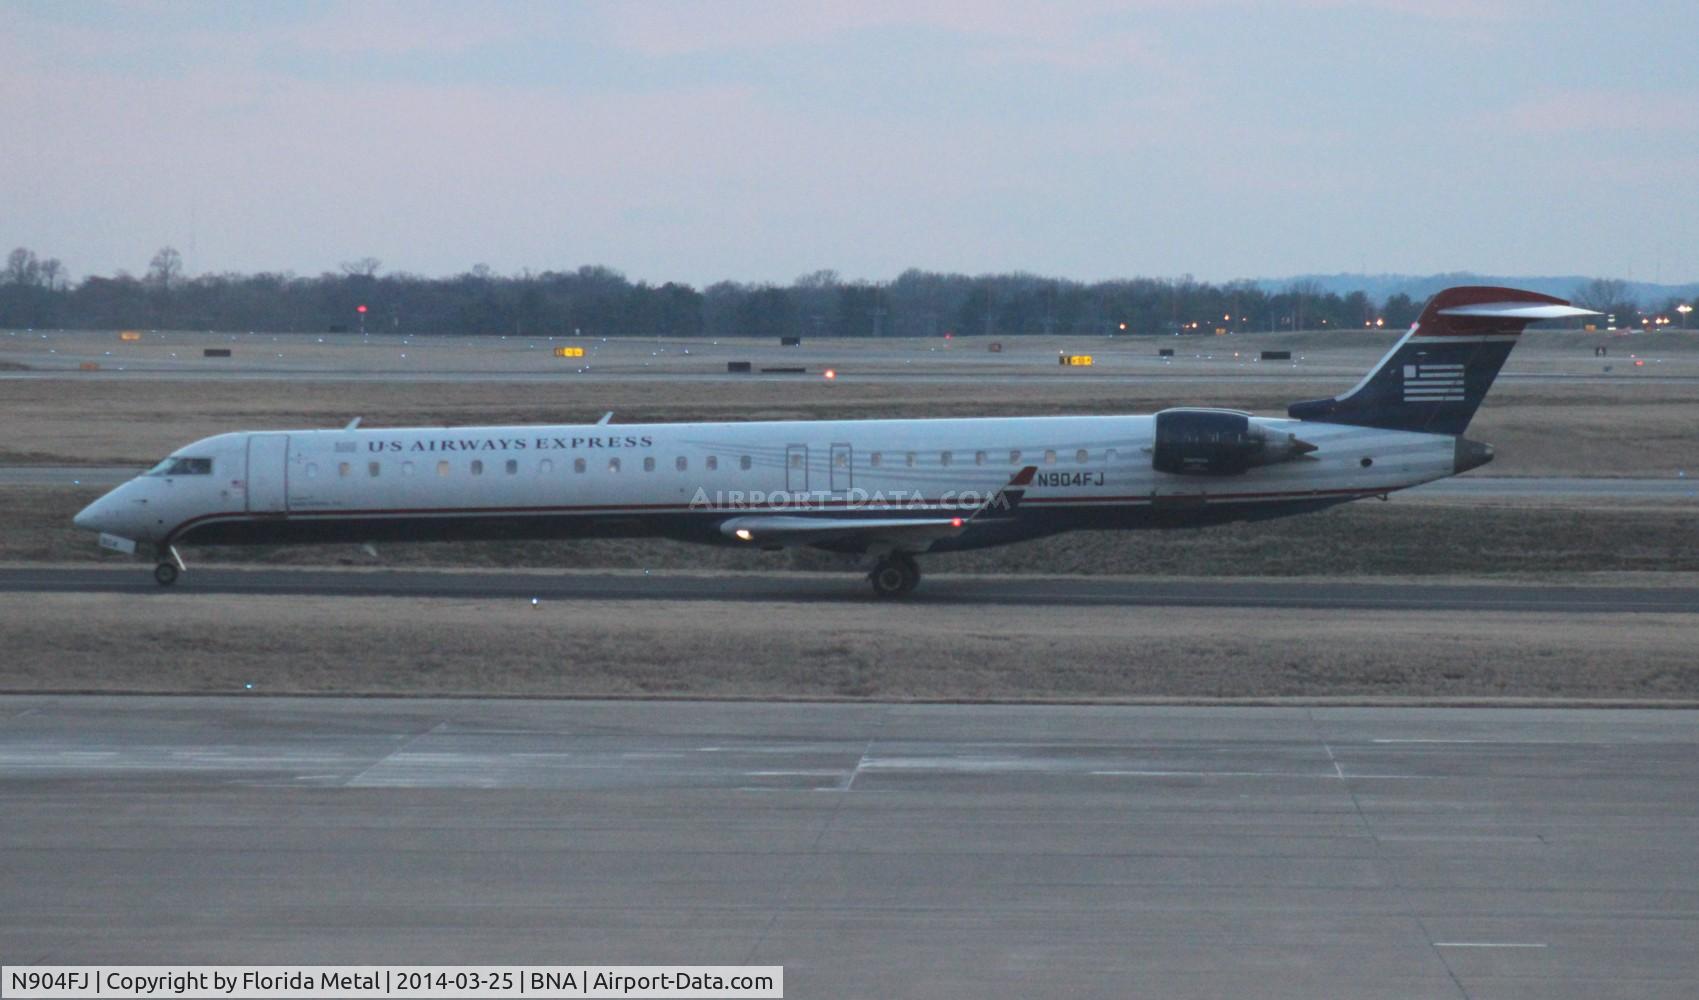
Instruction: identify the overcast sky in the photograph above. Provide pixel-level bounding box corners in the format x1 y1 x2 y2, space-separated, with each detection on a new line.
3 1 1696 287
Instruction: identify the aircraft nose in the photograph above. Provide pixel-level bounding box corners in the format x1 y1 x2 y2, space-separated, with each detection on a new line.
73 494 119 533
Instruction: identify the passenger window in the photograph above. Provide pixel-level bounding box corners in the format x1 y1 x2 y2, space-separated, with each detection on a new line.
1009 449 1021 464
338 462 350 478
574 457 586 474
834 451 848 467
402 461 415 476
1076 449 1089 464
676 456 688 471
643 456 655 472
905 452 916 467
608 458 621 472
940 451 952 467
506 459 518 475
790 452 803 469
471 460 483 476
1044 450 1057 465
975 451 986 466
436 460 450 476
707 455 718 471
368 461 380 478
740 455 751 471
538 459 553 475
871 452 882 468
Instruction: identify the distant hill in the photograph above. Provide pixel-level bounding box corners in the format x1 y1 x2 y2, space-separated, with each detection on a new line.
1253 273 1699 307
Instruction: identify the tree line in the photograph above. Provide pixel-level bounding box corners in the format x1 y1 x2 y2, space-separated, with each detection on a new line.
0 246 1663 339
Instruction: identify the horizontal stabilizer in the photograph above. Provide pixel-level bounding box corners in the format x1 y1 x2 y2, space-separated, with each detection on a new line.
1436 302 1598 320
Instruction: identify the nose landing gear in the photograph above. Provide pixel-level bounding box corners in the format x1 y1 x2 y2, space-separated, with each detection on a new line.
869 553 920 598
153 545 186 587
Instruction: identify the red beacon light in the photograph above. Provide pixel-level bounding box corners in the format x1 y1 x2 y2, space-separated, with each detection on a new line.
356 304 368 314
950 517 963 528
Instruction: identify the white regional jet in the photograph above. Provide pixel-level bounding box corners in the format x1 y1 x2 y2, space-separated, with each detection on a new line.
74 286 1593 597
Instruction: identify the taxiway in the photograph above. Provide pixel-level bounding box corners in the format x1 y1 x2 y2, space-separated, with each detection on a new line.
3 696 1695 998
2 566 1697 612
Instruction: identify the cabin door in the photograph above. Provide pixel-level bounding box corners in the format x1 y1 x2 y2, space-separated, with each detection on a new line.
246 434 290 513
785 444 809 493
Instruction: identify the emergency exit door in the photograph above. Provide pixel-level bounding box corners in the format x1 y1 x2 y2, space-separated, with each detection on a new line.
785 444 808 492
829 443 853 493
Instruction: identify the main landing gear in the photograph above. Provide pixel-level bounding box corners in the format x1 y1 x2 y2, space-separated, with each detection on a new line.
153 545 186 587
869 553 920 599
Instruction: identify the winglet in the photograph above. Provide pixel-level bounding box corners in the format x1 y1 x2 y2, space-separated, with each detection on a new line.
970 465 1038 522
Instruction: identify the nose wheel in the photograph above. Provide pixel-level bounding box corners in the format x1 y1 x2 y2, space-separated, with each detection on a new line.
869 553 920 598
152 545 186 587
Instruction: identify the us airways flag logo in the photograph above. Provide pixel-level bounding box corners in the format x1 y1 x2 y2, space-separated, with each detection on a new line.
1402 363 1466 402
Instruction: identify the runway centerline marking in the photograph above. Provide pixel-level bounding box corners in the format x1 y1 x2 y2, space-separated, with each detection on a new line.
1433 942 1549 949
1089 769 1430 780
743 770 845 777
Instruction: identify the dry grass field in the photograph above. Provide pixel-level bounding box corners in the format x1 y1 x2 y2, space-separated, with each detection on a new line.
3 591 1695 700
5 325 1698 475
2 372 1697 477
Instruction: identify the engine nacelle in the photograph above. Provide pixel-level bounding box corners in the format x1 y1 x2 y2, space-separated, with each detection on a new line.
1152 408 1317 476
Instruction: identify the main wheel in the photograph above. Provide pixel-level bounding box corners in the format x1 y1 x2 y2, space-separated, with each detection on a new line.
869 554 920 598
153 562 179 587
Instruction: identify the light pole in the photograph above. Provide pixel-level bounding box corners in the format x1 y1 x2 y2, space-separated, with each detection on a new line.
1679 304 1692 329
356 303 367 335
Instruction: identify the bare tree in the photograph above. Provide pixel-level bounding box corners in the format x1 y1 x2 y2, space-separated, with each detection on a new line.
795 269 840 289
38 258 64 291
1287 278 1322 331
1571 277 1640 326
147 246 183 291
340 257 382 278
1573 278 1629 311
6 247 39 286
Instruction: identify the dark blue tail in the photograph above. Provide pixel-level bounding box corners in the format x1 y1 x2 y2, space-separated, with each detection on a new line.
1287 286 1594 435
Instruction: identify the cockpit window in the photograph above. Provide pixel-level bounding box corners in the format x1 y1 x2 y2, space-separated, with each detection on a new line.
147 456 213 476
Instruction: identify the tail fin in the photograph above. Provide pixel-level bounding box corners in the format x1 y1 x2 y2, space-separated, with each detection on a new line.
1286 286 1596 435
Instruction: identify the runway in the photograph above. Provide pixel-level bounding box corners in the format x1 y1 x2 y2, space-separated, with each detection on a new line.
3 696 1695 997
3 565 1697 612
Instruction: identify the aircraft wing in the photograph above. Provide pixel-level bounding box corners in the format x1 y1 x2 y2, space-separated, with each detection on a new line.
717 466 1037 551
717 514 970 548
